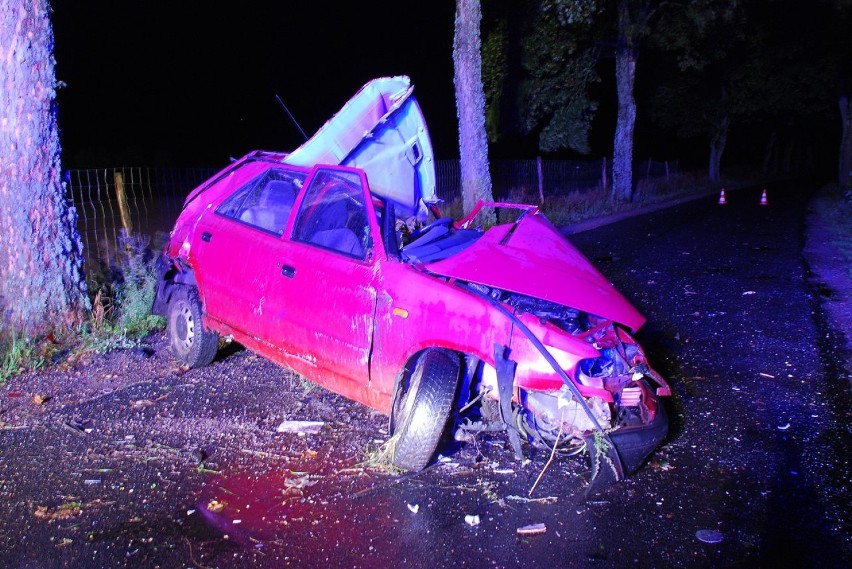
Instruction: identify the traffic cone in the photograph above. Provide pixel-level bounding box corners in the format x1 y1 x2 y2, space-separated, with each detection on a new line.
759 189 768 206
718 188 727 205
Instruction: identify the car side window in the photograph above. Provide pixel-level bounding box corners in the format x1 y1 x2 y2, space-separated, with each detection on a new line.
292 170 372 260
217 169 303 235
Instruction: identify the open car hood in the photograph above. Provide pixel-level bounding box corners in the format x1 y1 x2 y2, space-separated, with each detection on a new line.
284 76 437 219
425 214 646 331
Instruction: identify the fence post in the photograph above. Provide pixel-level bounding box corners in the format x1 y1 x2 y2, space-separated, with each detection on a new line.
601 157 608 191
536 156 544 204
665 160 670 178
114 171 133 236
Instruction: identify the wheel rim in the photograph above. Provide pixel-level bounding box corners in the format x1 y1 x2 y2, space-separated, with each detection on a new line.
174 302 195 353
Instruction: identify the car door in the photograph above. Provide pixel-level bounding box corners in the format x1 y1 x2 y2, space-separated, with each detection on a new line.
190 165 303 334
261 166 381 388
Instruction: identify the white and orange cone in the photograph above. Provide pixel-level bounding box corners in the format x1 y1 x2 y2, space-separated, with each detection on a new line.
718 188 727 205
759 189 768 206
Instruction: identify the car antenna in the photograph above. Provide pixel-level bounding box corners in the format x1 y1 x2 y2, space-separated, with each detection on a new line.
275 94 309 142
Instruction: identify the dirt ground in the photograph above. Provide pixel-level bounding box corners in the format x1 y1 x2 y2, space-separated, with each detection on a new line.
1 184 850 568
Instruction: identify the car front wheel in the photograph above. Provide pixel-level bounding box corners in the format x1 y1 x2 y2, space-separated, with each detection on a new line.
167 286 218 368
391 349 461 471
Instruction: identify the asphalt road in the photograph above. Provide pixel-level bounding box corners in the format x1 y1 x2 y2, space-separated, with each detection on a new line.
1 181 849 568
565 181 851 568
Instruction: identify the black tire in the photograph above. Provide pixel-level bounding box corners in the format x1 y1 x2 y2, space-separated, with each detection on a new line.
167 286 218 368
391 349 461 471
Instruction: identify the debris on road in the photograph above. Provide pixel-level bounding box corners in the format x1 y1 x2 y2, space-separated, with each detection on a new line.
517 523 547 536
276 420 325 434
507 495 558 505
33 502 81 521
464 514 480 526
407 503 419 514
695 529 724 544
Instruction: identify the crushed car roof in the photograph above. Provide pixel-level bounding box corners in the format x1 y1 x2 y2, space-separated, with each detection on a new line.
284 76 437 219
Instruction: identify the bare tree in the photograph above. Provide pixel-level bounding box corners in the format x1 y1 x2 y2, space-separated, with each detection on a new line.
453 0 496 225
0 0 88 337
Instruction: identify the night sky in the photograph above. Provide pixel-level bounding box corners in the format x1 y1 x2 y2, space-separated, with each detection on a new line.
52 1 458 167
51 1 842 175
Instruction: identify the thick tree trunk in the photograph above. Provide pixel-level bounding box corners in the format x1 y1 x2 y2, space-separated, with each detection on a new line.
839 95 852 187
612 0 636 202
708 116 729 183
0 0 88 336
453 0 496 225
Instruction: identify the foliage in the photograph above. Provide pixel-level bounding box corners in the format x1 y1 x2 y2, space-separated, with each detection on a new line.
113 231 165 337
520 4 598 154
0 333 46 385
481 17 507 144
482 0 599 154
491 170 736 227
0 229 167 383
360 434 404 474
80 231 165 353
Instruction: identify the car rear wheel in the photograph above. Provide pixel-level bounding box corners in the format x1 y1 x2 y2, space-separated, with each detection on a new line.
391 349 461 471
167 286 218 368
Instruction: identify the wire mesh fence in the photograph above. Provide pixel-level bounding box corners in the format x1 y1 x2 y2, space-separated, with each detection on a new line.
66 158 676 272
65 167 216 270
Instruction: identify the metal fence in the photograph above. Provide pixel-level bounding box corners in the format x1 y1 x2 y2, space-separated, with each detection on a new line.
66 158 676 270
66 167 215 268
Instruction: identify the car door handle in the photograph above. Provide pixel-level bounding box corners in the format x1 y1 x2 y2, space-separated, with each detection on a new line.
281 264 296 278
201 231 212 242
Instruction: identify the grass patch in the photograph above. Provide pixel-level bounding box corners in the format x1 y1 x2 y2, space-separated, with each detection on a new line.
360 434 404 474
0 333 46 385
438 170 756 228
79 231 165 354
0 230 166 383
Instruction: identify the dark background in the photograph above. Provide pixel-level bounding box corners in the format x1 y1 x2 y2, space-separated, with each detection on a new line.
53 1 458 167
52 1 840 176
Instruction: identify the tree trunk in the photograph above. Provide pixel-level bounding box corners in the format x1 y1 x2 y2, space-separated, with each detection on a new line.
708 116 729 183
612 0 636 202
0 0 88 337
839 95 852 187
453 0 496 225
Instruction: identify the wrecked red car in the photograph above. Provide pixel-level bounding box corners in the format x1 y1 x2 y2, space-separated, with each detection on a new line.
153 77 670 486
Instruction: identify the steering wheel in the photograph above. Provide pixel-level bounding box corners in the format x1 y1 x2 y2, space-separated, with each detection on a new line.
407 217 453 242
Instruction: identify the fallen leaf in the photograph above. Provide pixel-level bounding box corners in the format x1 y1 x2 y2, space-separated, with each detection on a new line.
34 504 81 521
207 499 226 513
32 394 50 405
